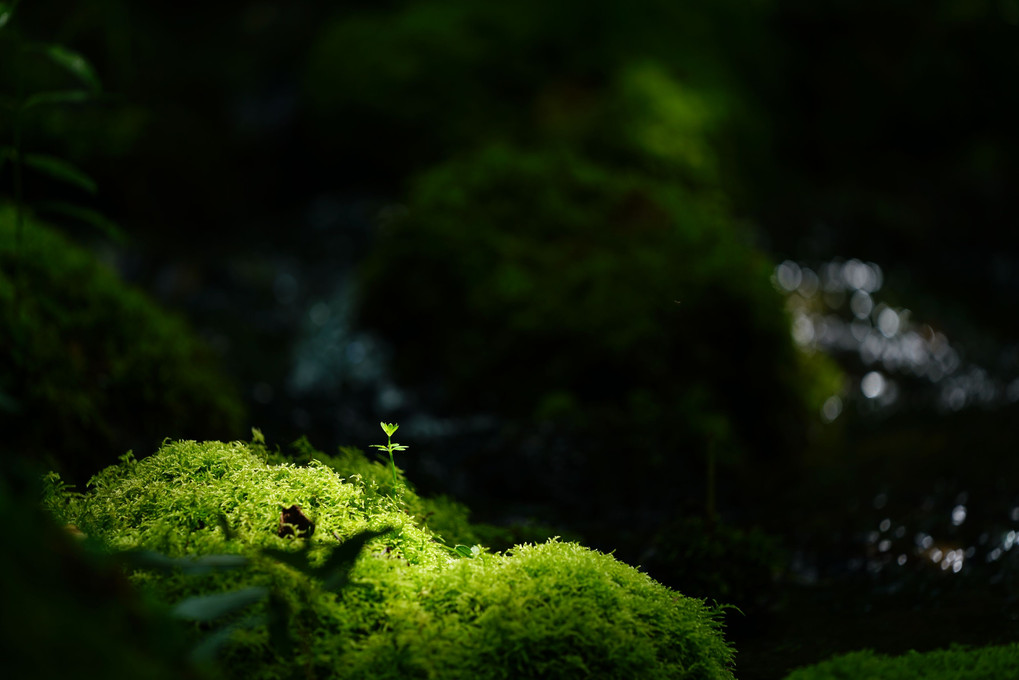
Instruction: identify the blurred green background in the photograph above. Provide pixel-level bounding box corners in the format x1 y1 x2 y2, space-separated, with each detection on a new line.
3 1 1019 678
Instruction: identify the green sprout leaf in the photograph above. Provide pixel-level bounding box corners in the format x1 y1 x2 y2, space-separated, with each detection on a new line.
372 422 409 493
453 544 484 559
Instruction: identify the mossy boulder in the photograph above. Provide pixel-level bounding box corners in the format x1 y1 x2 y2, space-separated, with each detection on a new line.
355 147 828 512
782 644 1019 680
0 207 246 482
45 437 736 680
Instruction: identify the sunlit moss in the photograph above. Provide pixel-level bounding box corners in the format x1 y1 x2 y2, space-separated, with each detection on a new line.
45 438 736 679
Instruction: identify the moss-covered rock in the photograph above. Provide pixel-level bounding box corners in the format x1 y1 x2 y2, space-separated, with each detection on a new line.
355 146 827 512
782 644 1019 680
45 437 736 680
0 207 246 481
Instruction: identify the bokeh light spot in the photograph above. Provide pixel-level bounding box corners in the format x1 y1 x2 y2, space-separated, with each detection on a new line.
861 371 886 399
877 307 900 337
776 260 802 291
821 395 842 423
850 289 873 319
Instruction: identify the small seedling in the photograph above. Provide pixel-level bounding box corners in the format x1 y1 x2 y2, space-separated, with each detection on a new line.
370 422 408 492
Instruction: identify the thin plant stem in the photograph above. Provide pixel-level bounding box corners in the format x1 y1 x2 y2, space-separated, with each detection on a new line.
387 432 398 489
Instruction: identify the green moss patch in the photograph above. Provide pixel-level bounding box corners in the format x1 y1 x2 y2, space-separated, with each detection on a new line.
46 437 735 679
783 644 1019 680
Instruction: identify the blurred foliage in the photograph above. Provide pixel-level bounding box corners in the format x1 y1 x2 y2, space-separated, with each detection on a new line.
44 436 737 680
356 146 835 513
0 468 209 680
302 0 774 196
0 0 130 241
0 207 246 483
634 517 787 617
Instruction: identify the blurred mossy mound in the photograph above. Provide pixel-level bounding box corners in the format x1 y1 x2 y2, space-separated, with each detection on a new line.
634 517 787 623
0 472 209 680
0 207 246 482
782 644 1019 680
303 0 772 192
356 147 836 510
45 437 737 680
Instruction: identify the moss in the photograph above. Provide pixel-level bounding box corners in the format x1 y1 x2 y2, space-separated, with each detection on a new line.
46 437 736 680
0 206 246 482
274 436 487 549
782 644 1019 680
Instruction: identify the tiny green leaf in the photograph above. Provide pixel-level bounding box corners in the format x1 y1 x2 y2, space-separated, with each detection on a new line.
41 43 101 92
380 422 399 437
171 586 268 622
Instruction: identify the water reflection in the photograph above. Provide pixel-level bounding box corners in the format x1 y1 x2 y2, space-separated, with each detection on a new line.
778 258 1019 587
840 486 1019 583
774 258 1017 415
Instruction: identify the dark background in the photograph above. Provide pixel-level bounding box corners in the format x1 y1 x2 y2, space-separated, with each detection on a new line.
3 1 1019 678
